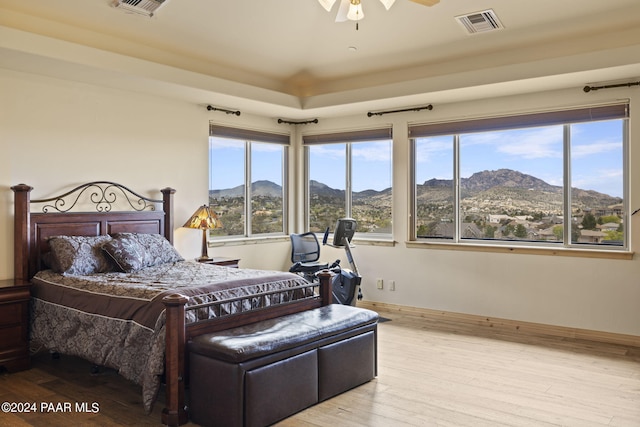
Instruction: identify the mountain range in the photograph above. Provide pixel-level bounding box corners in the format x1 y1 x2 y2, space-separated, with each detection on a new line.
210 180 283 198
210 169 621 212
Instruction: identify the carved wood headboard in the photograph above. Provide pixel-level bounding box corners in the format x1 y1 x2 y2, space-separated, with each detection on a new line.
11 182 175 281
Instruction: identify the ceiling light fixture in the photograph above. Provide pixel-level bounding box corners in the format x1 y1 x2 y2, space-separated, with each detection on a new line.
319 0 439 29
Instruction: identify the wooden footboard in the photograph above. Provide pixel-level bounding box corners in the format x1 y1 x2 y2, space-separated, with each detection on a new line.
161 270 333 426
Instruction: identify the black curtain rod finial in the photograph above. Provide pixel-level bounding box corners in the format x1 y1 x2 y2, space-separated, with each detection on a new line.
206 105 241 116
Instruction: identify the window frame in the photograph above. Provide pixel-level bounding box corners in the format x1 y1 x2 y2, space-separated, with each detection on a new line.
408 103 630 254
208 124 289 240
303 127 393 239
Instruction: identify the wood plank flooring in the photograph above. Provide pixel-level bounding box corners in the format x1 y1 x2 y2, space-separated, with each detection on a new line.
1 307 639 426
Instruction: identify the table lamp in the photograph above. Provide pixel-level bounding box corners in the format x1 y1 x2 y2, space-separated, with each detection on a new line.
183 204 222 262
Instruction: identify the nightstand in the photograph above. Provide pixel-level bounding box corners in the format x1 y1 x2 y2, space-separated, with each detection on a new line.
0 279 31 372
200 257 241 268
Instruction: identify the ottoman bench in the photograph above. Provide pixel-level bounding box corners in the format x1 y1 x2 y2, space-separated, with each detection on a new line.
188 304 378 427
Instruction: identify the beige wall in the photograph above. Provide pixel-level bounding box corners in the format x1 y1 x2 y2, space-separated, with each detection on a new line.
2 68 639 337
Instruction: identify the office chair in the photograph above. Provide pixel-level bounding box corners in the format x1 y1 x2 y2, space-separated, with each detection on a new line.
288 232 331 282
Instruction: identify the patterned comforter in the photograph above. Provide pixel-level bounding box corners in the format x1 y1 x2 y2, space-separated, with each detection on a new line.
29 261 312 412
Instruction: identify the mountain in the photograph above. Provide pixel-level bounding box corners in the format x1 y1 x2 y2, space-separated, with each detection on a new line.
422 169 560 192
418 169 621 213
353 188 391 201
422 178 451 188
309 180 345 198
461 168 557 192
211 169 621 214
252 180 282 197
209 180 282 198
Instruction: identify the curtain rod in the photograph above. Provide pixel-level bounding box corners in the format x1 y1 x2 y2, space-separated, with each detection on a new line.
583 81 640 92
206 105 241 116
277 118 319 125
367 104 433 117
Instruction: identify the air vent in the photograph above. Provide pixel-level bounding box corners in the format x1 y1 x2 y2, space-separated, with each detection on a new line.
114 0 168 17
456 9 503 34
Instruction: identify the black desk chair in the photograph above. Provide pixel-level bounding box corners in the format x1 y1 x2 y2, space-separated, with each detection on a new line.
288 232 330 282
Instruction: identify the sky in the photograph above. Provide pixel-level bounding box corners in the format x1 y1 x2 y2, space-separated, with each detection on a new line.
308 141 392 192
209 138 283 190
415 119 624 198
209 118 624 198
210 138 393 193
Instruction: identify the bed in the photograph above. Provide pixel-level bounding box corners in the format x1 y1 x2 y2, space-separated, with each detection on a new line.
12 182 332 426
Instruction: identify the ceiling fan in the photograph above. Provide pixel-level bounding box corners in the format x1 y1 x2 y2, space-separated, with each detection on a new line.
318 0 440 25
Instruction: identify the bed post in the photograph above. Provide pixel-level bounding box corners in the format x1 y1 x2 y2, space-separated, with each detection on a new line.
161 187 176 244
318 270 333 305
11 184 33 282
162 293 189 426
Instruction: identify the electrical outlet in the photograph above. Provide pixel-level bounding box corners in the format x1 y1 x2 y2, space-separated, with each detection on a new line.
389 280 395 291
376 278 383 289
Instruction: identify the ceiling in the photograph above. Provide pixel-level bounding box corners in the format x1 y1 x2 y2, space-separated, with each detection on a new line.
1 0 640 118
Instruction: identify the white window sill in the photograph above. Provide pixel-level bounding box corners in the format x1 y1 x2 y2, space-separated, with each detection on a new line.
209 235 396 248
208 235 290 247
405 240 633 260
352 237 396 247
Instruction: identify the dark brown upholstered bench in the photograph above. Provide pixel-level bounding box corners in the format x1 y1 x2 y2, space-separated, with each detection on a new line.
188 304 378 427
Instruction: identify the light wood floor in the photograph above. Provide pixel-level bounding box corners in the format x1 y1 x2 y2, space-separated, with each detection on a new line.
1 307 639 427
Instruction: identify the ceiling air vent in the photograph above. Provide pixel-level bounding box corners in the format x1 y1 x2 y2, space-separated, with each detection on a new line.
114 0 168 17
456 9 503 34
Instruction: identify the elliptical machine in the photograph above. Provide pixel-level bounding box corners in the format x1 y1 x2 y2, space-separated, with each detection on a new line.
325 218 362 306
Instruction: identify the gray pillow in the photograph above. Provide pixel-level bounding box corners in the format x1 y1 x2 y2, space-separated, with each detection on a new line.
48 235 114 275
103 233 183 272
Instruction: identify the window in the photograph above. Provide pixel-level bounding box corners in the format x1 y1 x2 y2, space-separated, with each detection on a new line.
209 124 289 238
409 104 629 250
304 128 393 236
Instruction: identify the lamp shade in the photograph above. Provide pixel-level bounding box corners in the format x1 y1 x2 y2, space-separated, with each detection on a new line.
182 205 222 230
347 1 364 21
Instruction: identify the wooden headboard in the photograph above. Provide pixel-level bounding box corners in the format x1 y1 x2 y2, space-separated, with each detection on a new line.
11 182 175 281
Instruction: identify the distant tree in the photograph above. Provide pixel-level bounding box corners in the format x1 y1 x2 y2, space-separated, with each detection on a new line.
553 225 563 240
581 213 597 230
503 224 514 237
530 212 544 221
571 223 581 243
417 221 438 237
514 224 528 238
600 215 621 224
484 225 496 238
605 230 623 241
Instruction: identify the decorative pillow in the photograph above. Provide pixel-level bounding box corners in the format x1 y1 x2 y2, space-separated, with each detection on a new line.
41 251 60 272
103 233 183 272
47 235 114 276
102 236 146 273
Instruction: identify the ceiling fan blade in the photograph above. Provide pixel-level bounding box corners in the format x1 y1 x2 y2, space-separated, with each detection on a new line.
409 0 440 6
335 0 350 22
379 0 396 10
318 0 338 12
